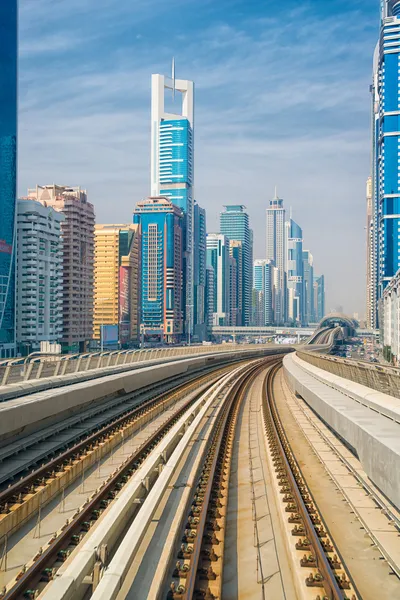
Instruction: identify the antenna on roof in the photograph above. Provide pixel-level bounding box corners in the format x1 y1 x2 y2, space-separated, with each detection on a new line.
274 185 278 200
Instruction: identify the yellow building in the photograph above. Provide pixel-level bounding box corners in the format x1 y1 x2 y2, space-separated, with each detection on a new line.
94 224 141 345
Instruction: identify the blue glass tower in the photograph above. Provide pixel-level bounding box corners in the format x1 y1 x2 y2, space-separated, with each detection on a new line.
286 218 304 324
372 1 400 323
133 197 184 343
0 2 17 357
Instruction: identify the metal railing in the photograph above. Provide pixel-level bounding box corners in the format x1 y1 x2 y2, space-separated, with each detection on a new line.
0 344 269 388
297 350 400 399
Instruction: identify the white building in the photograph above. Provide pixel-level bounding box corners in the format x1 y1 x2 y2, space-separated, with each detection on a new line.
266 190 286 324
16 199 64 353
382 269 400 363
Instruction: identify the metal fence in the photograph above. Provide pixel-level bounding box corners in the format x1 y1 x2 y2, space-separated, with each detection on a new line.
0 344 268 388
297 350 400 399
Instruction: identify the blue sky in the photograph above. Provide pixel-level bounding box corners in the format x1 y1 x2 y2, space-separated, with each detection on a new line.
19 0 380 315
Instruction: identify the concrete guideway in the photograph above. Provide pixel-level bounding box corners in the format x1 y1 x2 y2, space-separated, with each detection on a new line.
284 352 400 510
275 367 400 600
39 363 254 600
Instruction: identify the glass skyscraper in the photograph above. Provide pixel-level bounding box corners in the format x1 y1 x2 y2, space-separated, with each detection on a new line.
266 192 286 325
0 2 18 357
285 217 304 324
371 1 400 325
220 205 253 325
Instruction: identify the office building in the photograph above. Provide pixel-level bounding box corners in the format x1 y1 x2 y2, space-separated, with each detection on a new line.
302 250 314 324
193 203 207 340
133 197 183 342
151 69 194 337
206 233 230 326
229 240 243 325
313 275 325 322
94 224 141 347
371 1 400 322
220 205 252 325
366 176 376 329
28 185 95 353
205 265 214 331
253 259 273 325
16 199 64 354
266 191 286 324
382 268 400 364
0 2 18 357
285 217 304 324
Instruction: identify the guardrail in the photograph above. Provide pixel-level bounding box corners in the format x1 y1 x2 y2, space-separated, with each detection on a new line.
297 350 400 399
0 344 268 387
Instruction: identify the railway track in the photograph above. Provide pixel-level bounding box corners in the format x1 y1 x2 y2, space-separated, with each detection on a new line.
263 362 358 600
0 362 254 600
0 364 236 543
161 360 272 600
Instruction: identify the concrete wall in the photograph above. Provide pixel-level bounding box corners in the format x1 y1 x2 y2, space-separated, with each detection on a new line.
284 352 400 510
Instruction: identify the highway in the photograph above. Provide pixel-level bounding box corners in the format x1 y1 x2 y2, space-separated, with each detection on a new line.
0 337 399 599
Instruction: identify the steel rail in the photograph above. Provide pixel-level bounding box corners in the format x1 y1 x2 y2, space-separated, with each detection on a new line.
171 359 272 600
0 364 232 511
1 370 226 600
263 362 351 600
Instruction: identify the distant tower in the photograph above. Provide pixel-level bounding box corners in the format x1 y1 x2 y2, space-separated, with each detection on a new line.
151 68 194 337
266 190 286 324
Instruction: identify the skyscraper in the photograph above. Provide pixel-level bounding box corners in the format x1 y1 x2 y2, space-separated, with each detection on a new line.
366 176 376 329
253 259 273 325
313 275 325 322
220 205 253 325
133 197 183 343
28 185 95 353
0 2 17 358
16 199 64 354
285 217 304 324
266 191 286 324
371 1 400 322
94 224 141 347
151 69 194 337
302 250 314 324
206 233 230 326
193 203 207 340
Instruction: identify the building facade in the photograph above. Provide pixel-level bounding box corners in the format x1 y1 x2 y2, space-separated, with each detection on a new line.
16 199 64 353
266 191 286 324
313 274 325 322
133 197 183 343
193 203 207 340
151 71 194 337
94 224 141 347
371 1 400 324
366 176 376 329
28 185 95 353
285 217 304 325
206 233 230 326
382 267 400 363
220 205 253 325
302 250 314 324
0 2 18 357
253 259 273 325
205 265 214 332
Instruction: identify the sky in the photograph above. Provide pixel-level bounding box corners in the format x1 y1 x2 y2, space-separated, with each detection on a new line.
19 0 380 317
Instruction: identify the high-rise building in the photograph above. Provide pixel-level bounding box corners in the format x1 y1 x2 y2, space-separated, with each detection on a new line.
253 259 273 325
313 275 325 322
133 197 183 343
28 185 95 353
151 69 194 337
266 191 286 324
220 205 252 325
229 240 243 325
94 224 141 347
205 265 214 332
285 217 304 324
366 176 376 329
193 203 207 340
371 1 400 321
16 199 64 353
302 250 314 324
206 233 230 326
0 2 18 358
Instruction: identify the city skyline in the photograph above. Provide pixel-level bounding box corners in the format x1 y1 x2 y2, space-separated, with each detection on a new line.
18 0 379 315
